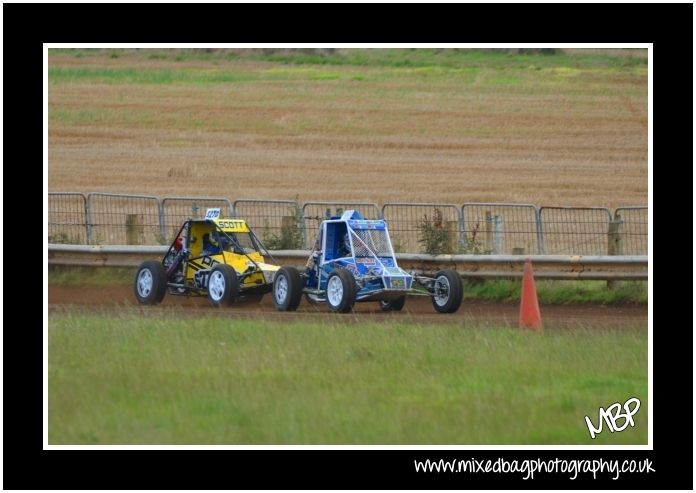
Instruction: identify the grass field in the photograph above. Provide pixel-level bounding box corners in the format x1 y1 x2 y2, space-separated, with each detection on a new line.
48 48 648 207
48 313 648 444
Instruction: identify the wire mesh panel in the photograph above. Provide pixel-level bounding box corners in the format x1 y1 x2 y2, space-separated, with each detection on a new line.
462 203 540 254
48 193 88 244
161 197 233 240
87 193 162 245
614 206 648 255
233 199 302 250
301 202 381 248
351 229 392 257
539 207 612 255
382 203 461 254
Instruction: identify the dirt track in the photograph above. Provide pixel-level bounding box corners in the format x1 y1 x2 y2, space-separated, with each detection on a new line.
48 284 647 329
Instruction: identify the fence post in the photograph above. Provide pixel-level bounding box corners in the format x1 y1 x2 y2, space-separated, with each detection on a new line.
607 218 624 255
484 211 492 254
493 215 503 254
158 201 166 244
85 195 94 245
299 205 307 246
458 207 466 251
126 214 144 245
445 220 459 253
606 217 624 289
535 206 544 254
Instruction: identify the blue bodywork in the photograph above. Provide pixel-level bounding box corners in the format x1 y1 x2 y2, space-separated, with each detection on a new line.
305 210 414 301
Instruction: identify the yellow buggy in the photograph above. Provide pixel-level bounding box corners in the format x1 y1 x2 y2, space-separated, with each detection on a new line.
134 210 280 306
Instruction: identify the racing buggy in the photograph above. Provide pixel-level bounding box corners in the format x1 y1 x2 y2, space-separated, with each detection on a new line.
272 210 463 313
134 209 280 306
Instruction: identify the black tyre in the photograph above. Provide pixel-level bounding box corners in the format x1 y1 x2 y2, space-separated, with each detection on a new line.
207 264 239 306
134 260 168 305
379 296 406 312
326 268 357 313
273 266 303 311
431 270 463 313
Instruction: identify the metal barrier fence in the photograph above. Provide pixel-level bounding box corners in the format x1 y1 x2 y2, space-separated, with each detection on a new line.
301 202 382 248
382 203 462 254
47 192 88 244
614 206 648 255
539 207 613 255
87 193 162 245
161 197 233 240
47 192 648 256
48 245 649 281
233 199 302 248
462 203 540 255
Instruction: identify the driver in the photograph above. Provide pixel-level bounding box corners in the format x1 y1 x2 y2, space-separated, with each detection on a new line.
338 232 352 257
202 233 220 255
216 231 232 251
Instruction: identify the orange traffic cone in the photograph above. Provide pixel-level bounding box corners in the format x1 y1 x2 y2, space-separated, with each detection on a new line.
519 258 542 331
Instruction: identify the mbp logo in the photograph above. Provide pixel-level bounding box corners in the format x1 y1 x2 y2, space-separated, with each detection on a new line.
584 397 641 439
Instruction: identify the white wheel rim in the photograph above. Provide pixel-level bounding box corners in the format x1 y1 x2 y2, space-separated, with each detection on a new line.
327 276 344 307
275 274 288 304
433 275 450 307
137 269 153 297
209 271 226 301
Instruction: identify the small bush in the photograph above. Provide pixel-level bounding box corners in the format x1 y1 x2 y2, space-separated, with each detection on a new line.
262 200 304 250
390 235 406 254
417 208 456 255
460 222 483 254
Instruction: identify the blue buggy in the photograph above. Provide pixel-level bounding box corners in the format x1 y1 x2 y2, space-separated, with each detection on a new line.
272 210 463 313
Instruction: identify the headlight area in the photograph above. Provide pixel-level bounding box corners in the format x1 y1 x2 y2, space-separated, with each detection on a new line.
262 270 276 284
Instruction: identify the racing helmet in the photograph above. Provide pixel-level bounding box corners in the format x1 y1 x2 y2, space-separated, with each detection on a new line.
213 231 232 250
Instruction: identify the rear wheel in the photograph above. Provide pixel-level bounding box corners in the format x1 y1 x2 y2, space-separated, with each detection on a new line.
207 264 239 306
273 267 303 311
326 269 357 313
431 270 463 313
134 261 167 305
379 296 406 312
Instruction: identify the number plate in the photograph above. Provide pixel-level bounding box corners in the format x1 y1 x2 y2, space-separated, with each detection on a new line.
205 208 221 219
391 278 405 288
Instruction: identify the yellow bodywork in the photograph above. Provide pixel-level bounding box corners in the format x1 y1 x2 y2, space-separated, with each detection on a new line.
183 218 279 290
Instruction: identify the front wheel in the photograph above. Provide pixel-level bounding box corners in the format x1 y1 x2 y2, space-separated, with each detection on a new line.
379 296 406 312
273 266 303 311
431 270 463 313
326 269 357 313
207 264 239 306
134 260 167 305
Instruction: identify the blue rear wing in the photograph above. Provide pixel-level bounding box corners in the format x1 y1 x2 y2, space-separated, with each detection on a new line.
348 219 386 231
338 209 363 220
335 210 386 230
